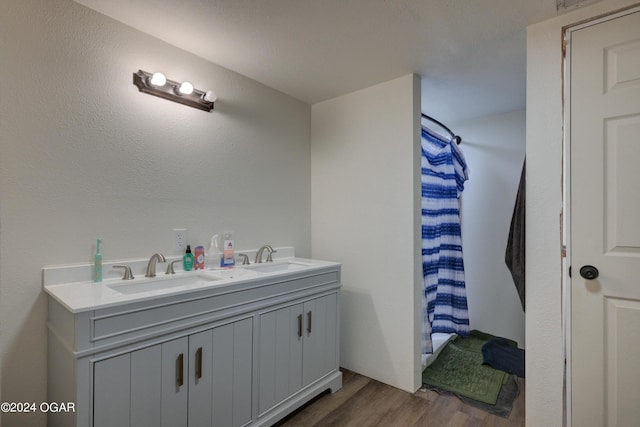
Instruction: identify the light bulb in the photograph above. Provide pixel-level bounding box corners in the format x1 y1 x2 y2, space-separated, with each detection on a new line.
203 90 217 103
178 81 194 95
149 72 166 87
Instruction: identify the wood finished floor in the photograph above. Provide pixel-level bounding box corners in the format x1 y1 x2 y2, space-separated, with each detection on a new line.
275 369 525 427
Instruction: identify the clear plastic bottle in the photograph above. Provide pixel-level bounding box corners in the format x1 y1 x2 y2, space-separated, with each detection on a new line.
221 231 235 267
206 235 221 269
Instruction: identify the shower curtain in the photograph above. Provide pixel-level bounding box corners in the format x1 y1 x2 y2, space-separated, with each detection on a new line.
421 127 470 354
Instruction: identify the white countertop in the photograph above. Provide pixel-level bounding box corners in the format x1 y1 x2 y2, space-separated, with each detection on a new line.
44 254 340 313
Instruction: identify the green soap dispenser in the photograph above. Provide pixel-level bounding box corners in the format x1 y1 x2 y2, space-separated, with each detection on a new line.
183 245 194 271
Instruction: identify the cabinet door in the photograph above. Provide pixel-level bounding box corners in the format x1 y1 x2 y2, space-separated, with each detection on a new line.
258 303 303 414
302 293 338 387
161 337 189 427
212 318 253 427
94 323 254 427
188 318 253 427
188 330 213 427
131 345 162 427
94 353 131 427
94 345 165 427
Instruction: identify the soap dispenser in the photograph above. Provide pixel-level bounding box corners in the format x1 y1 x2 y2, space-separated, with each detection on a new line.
220 231 235 267
183 245 194 271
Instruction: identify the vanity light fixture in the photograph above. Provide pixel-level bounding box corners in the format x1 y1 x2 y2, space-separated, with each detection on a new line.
133 69 216 112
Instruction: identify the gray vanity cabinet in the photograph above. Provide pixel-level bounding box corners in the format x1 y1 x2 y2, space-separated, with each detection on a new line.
47 262 341 427
258 293 338 416
93 318 252 427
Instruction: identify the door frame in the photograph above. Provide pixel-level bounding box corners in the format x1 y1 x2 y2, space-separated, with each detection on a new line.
562 4 640 426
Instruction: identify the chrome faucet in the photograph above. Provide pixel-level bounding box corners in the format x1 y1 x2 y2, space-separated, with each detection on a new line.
113 265 135 280
145 253 166 277
165 259 182 275
255 245 277 263
238 253 250 265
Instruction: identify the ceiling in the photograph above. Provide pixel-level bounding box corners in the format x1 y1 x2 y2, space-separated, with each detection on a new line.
75 0 587 124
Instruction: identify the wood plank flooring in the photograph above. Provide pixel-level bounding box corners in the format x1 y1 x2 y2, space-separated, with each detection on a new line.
275 369 525 427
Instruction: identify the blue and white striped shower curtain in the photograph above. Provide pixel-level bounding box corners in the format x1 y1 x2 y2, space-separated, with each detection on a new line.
421 127 470 354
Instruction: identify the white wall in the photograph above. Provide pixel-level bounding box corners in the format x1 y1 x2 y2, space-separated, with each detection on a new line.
455 110 526 347
311 75 423 392
526 1 637 425
0 1 311 425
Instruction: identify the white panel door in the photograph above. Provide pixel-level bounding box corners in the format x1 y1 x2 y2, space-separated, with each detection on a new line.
570 9 640 427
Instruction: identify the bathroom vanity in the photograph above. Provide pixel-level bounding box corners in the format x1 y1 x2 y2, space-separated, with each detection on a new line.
45 253 342 427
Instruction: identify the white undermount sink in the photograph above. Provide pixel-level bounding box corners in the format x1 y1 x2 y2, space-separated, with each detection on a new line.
105 261 312 295
242 261 310 274
107 273 221 295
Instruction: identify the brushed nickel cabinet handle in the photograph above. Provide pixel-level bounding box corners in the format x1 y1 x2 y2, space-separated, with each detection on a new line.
177 353 184 387
307 311 312 335
195 347 203 379
297 314 303 339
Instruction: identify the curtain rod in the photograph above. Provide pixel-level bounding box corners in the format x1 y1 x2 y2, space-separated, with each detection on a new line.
421 113 462 145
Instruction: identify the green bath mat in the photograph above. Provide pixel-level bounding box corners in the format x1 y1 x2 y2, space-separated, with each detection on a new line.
422 338 507 405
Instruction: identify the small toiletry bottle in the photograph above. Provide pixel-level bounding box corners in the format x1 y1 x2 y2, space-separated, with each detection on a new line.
194 245 205 270
183 245 194 271
220 231 235 267
94 239 103 283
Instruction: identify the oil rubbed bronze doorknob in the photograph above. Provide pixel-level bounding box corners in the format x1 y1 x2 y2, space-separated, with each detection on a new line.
579 265 599 280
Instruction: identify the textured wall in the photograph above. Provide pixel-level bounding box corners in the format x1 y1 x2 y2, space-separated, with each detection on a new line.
311 75 423 393
456 110 526 348
0 1 310 425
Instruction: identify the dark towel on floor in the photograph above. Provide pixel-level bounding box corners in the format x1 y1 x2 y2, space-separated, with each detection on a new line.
481 339 525 378
505 159 526 311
